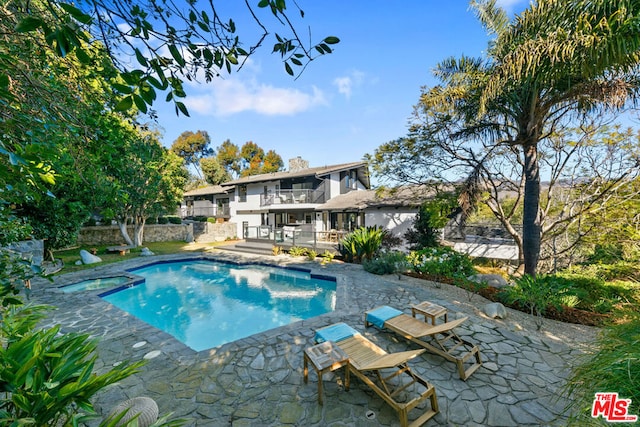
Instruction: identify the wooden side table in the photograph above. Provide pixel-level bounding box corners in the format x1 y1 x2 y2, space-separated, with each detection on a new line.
411 301 448 325
303 341 350 404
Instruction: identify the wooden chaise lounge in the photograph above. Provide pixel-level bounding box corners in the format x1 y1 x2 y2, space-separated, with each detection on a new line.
365 306 483 381
315 322 439 427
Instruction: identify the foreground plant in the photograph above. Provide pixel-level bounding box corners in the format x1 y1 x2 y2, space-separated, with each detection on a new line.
564 316 640 426
407 246 475 280
340 226 385 263
0 303 145 426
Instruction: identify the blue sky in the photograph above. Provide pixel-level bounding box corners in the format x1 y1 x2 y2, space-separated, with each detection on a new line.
151 1 528 170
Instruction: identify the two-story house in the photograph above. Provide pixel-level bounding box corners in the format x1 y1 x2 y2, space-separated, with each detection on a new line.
181 157 370 242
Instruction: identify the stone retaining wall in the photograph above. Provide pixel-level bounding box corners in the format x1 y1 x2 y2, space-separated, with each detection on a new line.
77 224 193 245
195 222 237 243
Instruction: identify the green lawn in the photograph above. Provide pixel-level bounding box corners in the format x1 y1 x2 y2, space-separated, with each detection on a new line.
52 241 231 275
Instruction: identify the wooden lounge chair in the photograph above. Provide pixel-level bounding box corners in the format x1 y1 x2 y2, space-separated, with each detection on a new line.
315 322 439 427
365 306 483 381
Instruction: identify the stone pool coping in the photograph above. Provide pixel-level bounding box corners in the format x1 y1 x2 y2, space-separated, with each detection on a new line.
28 250 596 426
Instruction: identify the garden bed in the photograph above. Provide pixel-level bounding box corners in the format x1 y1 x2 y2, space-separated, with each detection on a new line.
406 272 610 327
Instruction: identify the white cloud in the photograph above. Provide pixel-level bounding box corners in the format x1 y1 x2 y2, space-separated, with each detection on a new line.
333 70 366 99
185 77 327 117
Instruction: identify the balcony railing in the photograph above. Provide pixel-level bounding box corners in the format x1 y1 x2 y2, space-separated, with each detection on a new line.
181 205 230 219
244 225 348 247
260 189 325 206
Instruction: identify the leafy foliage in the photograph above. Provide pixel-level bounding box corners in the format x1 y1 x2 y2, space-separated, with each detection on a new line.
404 203 440 250
287 246 307 257
340 226 385 263
200 157 231 185
363 251 409 276
368 0 640 276
0 303 145 426
306 249 317 261
215 140 284 179
8 0 338 119
564 315 640 426
170 131 213 177
407 246 475 279
319 250 334 265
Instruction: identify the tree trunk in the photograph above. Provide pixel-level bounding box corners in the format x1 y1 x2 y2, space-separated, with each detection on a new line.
117 220 134 246
522 143 541 276
133 218 145 247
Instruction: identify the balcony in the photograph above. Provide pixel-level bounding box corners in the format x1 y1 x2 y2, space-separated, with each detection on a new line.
260 189 325 206
244 225 347 252
181 205 230 219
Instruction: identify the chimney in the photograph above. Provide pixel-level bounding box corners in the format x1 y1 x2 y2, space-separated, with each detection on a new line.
288 156 309 172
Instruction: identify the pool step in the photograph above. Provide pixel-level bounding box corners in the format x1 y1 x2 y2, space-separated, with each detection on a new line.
217 240 275 256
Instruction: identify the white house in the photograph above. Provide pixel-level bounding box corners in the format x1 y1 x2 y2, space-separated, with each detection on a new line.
181 157 372 240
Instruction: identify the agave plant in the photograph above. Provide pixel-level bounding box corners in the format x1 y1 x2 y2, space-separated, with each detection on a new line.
340 226 385 263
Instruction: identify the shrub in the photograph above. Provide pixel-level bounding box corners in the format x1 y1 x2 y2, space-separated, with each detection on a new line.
306 249 317 261
564 315 640 426
207 217 217 223
288 246 307 257
0 304 146 426
146 216 158 224
166 215 182 224
363 251 409 276
340 226 385 263
272 246 283 256
407 246 475 279
192 215 208 222
320 250 335 265
404 205 439 250
586 243 624 264
157 216 169 224
498 275 563 329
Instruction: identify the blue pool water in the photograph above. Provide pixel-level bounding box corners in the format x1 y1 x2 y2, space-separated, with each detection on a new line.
61 276 131 293
102 260 337 351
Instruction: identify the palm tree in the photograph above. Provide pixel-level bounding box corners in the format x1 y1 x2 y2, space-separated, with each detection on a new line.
415 0 640 276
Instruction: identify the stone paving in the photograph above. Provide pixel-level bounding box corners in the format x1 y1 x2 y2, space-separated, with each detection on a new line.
29 251 598 426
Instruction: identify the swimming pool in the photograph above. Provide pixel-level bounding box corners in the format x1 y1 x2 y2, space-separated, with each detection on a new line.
61 276 131 293
101 259 337 351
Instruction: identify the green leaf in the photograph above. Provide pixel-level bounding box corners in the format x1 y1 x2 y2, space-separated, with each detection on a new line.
258 0 270 7
75 48 91 64
59 3 92 24
323 36 340 45
15 17 43 32
115 96 133 111
290 57 302 66
226 54 238 65
284 62 294 76
140 85 156 104
134 48 148 67
133 94 148 113
112 83 134 94
146 76 167 90
175 101 190 117
168 44 186 67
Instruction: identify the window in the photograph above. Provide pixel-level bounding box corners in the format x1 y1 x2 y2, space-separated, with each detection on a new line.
239 185 247 202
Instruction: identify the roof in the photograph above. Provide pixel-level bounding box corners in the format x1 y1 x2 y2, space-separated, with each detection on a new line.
183 185 229 197
319 185 437 211
221 161 369 187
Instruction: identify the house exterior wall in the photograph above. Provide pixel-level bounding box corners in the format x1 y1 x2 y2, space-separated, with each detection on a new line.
365 208 417 240
328 172 340 199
